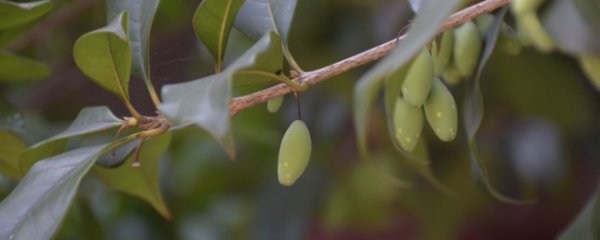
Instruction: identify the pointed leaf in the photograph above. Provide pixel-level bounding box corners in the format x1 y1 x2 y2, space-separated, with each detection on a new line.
542 0 600 55
0 144 107 240
107 0 160 82
31 106 122 148
0 0 53 30
463 7 533 204
354 0 459 164
0 50 50 82
0 130 26 179
193 0 246 70
21 106 122 173
73 12 132 102
234 0 296 42
408 0 428 12
160 32 282 159
94 133 171 218
229 31 283 86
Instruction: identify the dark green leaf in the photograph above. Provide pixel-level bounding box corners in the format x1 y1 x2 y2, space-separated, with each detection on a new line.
107 0 160 83
31 106 122 149
0 144 107 240
0 25 28 47
0 50 50 82
0 98 24 133
542 0 600 55
193 0 246 71
73 12 133 102
463 7 534 204
0 0 53 30
0 130 26 179
574 0 600 33
160 32 282 159
21 106 122 174
234 0 296 43
94 133 171 218
559 182 600 239
95 139 139 168
353 0 459 181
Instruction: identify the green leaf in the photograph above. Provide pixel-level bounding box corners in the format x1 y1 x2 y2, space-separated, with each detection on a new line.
0 25 28 47
559 182 600 239
31 106 122 149
234 0 296 42
463 7 534 204
73 12 133 105
542 0 600 55
353 0 459 175
0 130 26 179
574 0 600 32
0 144 107 240
21 106 122 174
94 133 171 218
160 32 283 159
0 0 53 30
193 0 246 71
106 0 161 102
0 50 50 82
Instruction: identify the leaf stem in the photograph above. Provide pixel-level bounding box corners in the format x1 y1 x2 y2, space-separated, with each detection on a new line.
124 101 143 120
144 80 162 108
236 70 307 91
284 45 304 73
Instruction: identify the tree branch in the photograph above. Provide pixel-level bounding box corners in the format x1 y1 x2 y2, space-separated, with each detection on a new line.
229 0 510 116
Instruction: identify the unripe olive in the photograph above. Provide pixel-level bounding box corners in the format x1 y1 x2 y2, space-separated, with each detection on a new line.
518 12 554 52
424 78 457 142
433 31 454 76
393 97 424 152
475 14 494 38
511 0 545 16
442 63 462 86
278 120 312 186
453 21 482 78
267 95 284 113
402 48 434 107
496 26 523 56
578 55 600 91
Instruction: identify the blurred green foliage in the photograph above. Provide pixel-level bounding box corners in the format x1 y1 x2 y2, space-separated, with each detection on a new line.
0 0 599 239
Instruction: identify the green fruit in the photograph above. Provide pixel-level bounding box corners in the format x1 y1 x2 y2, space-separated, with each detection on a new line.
475 14 495 37
518 11 554 52
267 95 284 113
424 78 457 142
579 55 600 91
278 120 312 186
393 97 424 152
453 21 482 78
433 31 454 76
402 48 434 107
442 63 462 86
511 0 545 15
497 26 522 56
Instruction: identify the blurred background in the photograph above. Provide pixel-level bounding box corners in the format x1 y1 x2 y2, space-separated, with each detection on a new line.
1 0 599 239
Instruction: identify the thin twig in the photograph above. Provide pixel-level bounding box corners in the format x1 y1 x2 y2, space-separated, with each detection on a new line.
229 0 510 116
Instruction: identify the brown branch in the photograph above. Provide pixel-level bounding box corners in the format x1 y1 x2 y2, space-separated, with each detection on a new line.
229 0 511 116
